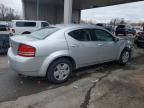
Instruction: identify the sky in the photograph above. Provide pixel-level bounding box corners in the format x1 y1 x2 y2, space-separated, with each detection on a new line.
81 1 144 23
0 0 144 23
0 0 22 15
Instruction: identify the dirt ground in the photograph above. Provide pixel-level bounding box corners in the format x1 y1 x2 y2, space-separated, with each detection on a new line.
0 47 144 108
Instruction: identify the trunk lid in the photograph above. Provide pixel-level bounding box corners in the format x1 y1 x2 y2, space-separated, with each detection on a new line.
10 35 38 55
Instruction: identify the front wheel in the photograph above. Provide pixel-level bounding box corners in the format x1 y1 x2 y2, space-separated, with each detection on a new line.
47 58 73 84
118 50 131 65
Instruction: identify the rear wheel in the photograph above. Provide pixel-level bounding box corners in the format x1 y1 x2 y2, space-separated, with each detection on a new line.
47 58 73 84
118 50 131 65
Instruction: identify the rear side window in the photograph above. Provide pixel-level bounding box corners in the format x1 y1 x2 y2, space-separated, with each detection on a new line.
41 22 49 28
0 25 7 31
16 22 36 27
68 29 91 41
29 27 59 39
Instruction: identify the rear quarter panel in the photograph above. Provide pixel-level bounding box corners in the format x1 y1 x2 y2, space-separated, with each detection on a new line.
25 30 71 76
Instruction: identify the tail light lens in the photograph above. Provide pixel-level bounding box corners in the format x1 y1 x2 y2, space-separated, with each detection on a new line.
18 44 36 57
12 29 15 33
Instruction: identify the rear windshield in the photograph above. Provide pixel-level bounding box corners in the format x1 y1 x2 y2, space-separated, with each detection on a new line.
29 27 59 39
117 25 125 28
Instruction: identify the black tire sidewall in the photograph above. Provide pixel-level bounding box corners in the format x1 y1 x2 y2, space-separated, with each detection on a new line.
47 58 73 84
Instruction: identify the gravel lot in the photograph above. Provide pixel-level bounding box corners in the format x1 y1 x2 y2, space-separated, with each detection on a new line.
0 46 144 108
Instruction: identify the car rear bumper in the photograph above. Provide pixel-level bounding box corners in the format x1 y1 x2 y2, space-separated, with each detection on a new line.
8 48 46 77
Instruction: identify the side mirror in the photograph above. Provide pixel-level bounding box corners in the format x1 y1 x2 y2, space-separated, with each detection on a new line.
114 37 119 42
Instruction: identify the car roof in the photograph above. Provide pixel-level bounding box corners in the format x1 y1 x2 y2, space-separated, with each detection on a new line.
53 24 104 30
12 20 48 22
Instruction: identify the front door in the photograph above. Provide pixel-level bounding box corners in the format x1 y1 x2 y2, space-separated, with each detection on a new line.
92 29 118 62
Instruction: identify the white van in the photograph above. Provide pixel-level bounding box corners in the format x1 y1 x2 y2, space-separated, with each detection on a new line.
10 20 49 35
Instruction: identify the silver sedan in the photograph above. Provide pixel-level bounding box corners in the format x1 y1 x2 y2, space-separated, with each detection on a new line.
8 24 132 83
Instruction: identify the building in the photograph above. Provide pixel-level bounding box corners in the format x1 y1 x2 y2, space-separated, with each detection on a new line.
22 0 142 24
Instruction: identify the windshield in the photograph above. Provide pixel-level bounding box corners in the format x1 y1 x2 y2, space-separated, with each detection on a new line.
29 27 59 39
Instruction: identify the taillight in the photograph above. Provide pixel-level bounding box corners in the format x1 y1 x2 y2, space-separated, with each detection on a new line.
12 29 15 33
18 44 36 57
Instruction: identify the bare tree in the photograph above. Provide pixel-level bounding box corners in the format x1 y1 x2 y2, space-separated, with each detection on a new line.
6 8 20 20
0 4 8 20
0 4 20 21
110 18 121 28
110 18 126 27
119 18 126 24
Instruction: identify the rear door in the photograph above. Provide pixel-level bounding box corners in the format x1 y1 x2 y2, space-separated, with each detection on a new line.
65 29 98 66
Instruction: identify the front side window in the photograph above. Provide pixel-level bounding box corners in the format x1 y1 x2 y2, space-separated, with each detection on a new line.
68 29 91 41
41 22 49 28
93 29 114 41
16 22 36 27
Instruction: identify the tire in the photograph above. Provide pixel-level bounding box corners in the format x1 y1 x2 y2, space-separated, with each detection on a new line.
22 31 31 34
118 49 131 65
47 58 73 84
137 44 142 48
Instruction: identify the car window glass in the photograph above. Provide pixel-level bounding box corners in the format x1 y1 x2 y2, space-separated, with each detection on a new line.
89 29 97 41
68 29 91 41
41 22 49 27
29 27 59 39
93 29 114 41
0 25 7 31
16 22 36 27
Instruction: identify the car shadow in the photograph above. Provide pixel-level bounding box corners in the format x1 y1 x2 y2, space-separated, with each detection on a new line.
1 54 143 102
18 60 137 90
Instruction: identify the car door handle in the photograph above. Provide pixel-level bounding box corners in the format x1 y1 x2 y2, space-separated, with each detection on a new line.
71 44 79 47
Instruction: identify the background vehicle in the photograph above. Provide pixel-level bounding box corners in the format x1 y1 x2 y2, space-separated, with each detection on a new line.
0 24 10 35
10 20 49 35
115 24 136 36
0 24 10 54
134 26 143 34
8 24 132 84
96 23 115 34
134 31 144 47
